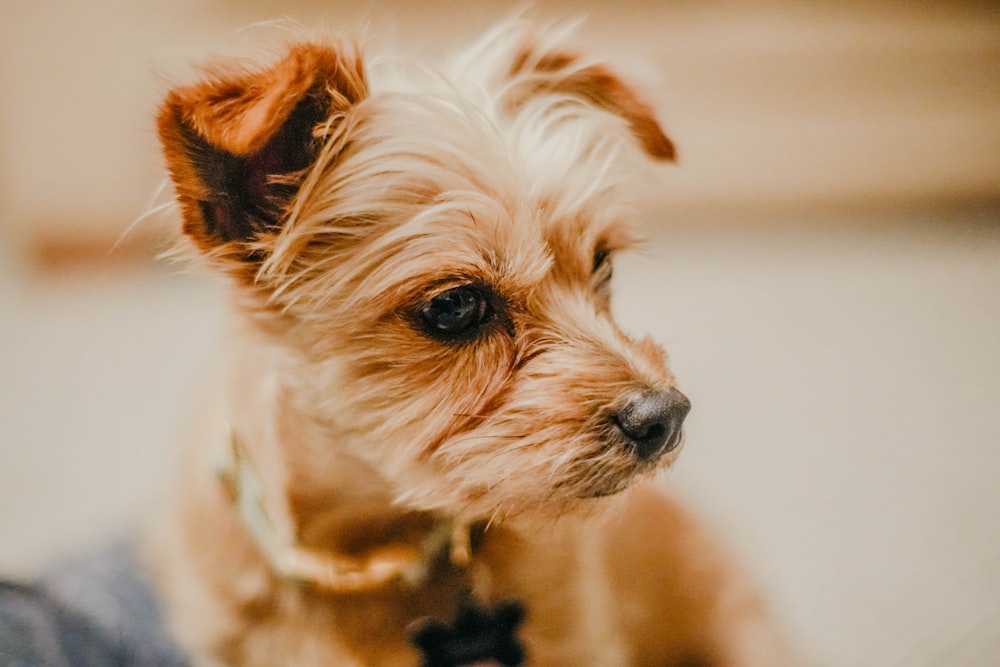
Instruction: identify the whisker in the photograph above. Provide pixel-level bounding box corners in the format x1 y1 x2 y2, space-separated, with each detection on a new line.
113 181 172 252
485 506 504 532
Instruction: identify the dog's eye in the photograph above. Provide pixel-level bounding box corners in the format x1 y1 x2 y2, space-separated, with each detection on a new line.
593 246 612 274
592 246 613 287
420 285 493 339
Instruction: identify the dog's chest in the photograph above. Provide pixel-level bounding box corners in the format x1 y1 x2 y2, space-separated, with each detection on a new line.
241 531 623 667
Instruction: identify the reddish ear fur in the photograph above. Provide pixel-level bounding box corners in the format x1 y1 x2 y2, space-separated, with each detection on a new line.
158 43 368 255
509 43 675 162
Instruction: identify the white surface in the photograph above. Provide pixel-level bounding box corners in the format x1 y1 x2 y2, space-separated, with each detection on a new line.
0 266 225 570
1 214 998 666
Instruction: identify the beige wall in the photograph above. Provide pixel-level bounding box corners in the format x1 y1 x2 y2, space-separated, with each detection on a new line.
2 0 998 256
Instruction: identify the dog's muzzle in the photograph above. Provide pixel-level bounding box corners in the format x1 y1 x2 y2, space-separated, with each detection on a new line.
612 388 690 461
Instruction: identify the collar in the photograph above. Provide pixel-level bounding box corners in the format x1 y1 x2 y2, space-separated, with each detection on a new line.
212 418 475 593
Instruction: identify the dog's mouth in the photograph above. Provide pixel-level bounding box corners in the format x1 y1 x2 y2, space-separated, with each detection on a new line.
573 426 685 500
414 393 687 516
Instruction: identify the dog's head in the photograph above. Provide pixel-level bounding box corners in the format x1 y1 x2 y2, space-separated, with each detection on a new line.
159 22 689 521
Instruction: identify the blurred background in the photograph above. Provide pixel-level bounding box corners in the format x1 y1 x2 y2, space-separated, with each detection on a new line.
1 1 998 665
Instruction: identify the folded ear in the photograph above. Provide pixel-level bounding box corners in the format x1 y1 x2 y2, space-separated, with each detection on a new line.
158 42 368 257
502 28 675 161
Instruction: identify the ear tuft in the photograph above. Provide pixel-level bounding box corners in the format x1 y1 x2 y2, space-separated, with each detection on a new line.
158 42 368 256
507 37 675 162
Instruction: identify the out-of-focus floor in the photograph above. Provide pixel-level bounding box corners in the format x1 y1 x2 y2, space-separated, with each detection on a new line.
1 208 998 666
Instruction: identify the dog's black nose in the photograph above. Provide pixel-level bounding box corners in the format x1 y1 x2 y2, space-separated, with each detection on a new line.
613 388 690 461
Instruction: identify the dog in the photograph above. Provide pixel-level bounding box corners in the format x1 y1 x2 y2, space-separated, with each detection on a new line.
151 19 789 666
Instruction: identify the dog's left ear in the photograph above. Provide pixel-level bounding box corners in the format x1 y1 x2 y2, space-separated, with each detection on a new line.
501 31 676 162
158 42 368 257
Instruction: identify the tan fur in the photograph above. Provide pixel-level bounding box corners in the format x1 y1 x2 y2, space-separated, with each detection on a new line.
151 20 790 666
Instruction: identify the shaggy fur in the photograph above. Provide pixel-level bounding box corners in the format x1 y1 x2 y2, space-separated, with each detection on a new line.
152 20 789 666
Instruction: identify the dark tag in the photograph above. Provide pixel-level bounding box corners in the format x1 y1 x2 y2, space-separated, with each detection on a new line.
410 594 526 667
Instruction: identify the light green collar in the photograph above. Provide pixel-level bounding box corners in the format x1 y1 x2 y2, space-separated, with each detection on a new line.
212 418 472 593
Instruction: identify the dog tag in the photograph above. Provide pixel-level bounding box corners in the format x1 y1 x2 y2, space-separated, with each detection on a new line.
410 594 526 667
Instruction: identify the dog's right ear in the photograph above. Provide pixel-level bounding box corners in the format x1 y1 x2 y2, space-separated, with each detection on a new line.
158 43 367 258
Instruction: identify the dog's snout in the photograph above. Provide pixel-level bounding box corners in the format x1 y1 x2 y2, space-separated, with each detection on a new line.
612 388 690 461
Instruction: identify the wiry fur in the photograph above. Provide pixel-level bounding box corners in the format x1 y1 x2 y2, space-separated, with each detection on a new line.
151 19 791 666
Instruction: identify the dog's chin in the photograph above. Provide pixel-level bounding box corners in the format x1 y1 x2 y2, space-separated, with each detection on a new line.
577 469 649 500
396 452 673 521
518 472 649 518
582 481 634 499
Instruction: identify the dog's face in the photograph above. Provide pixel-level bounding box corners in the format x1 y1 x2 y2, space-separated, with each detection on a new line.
159 24 689 520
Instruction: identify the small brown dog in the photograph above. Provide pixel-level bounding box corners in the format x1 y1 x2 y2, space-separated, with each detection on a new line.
152 20 787 666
